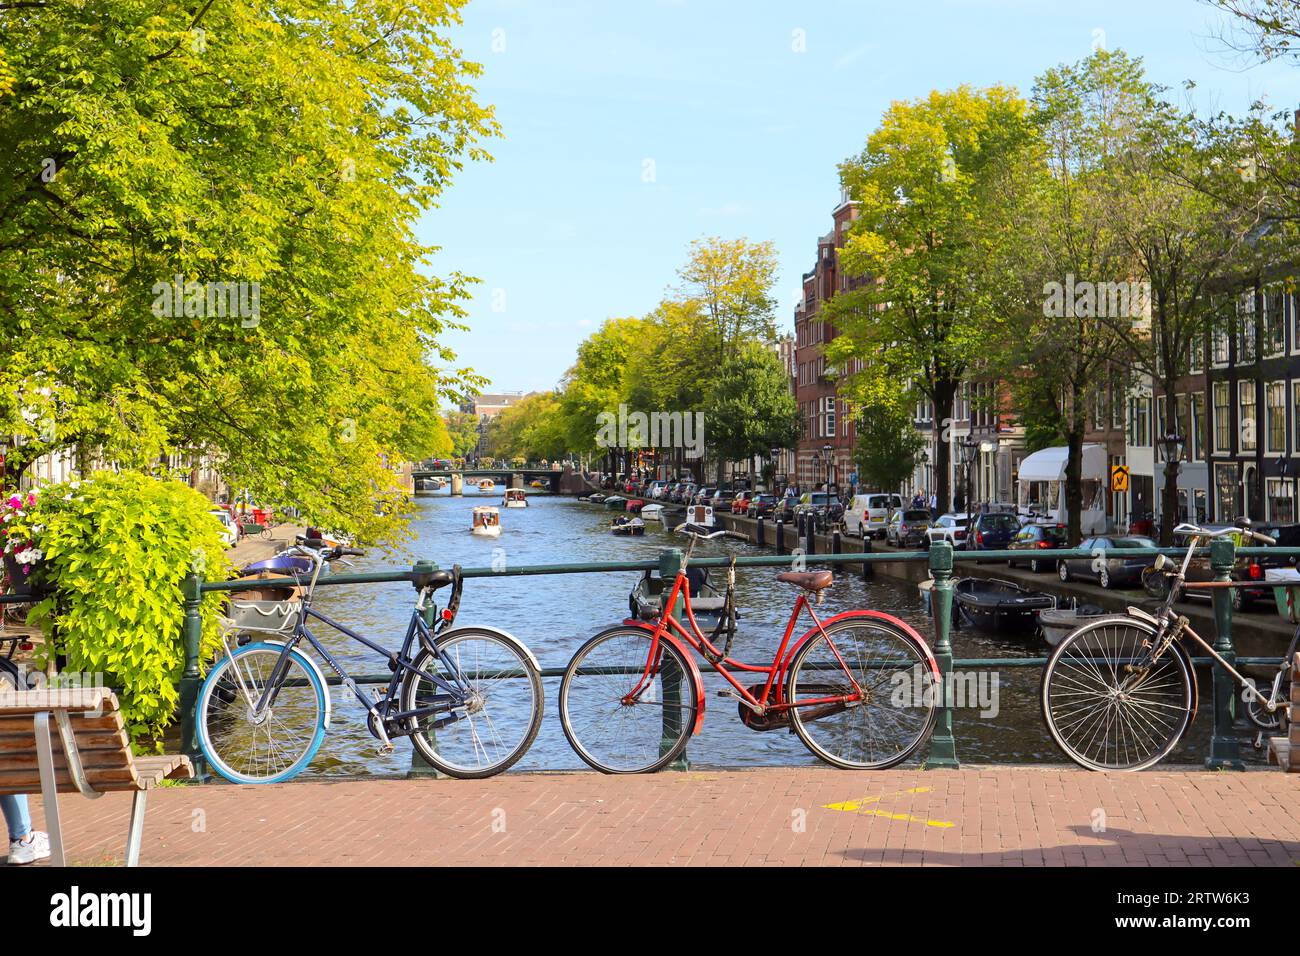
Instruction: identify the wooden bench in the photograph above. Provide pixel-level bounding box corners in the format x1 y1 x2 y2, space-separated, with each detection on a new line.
0 687 192 865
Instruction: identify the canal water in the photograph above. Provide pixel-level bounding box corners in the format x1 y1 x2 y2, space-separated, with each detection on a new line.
301 489 1255 775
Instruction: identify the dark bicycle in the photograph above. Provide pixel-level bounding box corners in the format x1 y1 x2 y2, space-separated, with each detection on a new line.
197 545 543 782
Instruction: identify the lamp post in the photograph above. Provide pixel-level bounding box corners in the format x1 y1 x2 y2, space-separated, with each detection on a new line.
811 451 821 493
958 436 977 515
1158 431 1186 540
822 443 834 494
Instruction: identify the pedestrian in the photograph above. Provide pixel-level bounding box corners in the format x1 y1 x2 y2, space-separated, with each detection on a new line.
2 795 50 865
929 491 938 519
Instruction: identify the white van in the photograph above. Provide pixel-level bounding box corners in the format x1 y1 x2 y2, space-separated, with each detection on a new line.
844 493 903 538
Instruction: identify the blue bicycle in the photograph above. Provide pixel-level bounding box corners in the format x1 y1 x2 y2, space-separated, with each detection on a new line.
197 545 544 782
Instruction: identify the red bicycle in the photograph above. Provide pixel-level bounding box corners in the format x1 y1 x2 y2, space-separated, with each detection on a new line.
558 525 941 773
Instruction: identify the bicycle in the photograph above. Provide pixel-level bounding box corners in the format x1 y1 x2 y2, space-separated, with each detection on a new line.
197 545 544 783
558 524 940 773
1041 519 1283 771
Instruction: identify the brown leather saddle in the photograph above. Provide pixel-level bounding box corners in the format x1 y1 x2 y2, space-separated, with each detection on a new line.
776 570 833 592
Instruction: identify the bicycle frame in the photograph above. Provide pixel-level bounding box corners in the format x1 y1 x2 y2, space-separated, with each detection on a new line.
624 567 863 717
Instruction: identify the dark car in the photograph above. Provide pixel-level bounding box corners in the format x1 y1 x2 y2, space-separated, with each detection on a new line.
1176 524 1285 612
967 512 1023 552
671 482 697 504
746 493 779 518
692 486 717 506
887 509 932 549
1057 535 1158 589
773 496 799 523
710 488 737 510
1007 523 1067 573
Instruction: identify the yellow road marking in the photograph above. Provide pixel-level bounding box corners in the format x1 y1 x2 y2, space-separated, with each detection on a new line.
822 786 955 828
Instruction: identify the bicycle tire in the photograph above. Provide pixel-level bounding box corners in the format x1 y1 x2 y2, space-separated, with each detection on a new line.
559 626 697 774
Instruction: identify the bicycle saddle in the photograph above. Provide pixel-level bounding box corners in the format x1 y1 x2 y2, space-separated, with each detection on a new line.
777 570 833 592
411 569 454 590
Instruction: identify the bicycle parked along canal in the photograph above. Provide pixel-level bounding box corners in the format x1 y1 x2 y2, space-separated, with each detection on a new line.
1041 519 1289 771
558 524 940 773
198 544 544 783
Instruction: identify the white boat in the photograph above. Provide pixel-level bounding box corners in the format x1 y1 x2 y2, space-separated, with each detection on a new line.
430 477 446 491
477 478 496 492
640 503 665 522
684 504 715 528
471 506 502 537
1037 604 1108 646
503 488 528 508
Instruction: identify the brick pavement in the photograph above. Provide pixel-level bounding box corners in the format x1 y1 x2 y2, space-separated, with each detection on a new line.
11 765 1300 867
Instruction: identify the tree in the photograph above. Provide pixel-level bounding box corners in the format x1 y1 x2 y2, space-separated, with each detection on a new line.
0 0 496 542
827 85 1039 513
852 396 925 493
443 410 482 460
484 392 567 463
557 317 642 469
703 343 798 478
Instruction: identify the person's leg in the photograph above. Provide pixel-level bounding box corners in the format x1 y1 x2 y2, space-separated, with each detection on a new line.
1 794 32 841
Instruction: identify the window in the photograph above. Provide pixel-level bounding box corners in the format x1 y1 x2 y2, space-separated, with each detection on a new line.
1240 380 1257 452
1268 478 1295 522
1237 292 1257 364
1155 395 1167 439
1213 381 1231 453
1293 381 1300 453
1267 380 1287 454
1111 383 1124 430
1128 396 1150 447
1264 284 1286 357
1189 335 1205 373
1175 394 1190 458
1212 325 1230 366
1215 463 1241 522
1190 392 1205 461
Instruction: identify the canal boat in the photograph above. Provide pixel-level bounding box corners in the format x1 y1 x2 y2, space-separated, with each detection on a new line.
1037 603 1107 646
611 515 645 536
529 480 546 489
471 506 502 537
917 578 957 625
603 495 626 510
477 478 496 492
625 498 645 513
430 477 446 491
953 577 1055 634
640 503 665 522
628 568 729 620
588 493 607 504
503 488 528 508
684 504 715 529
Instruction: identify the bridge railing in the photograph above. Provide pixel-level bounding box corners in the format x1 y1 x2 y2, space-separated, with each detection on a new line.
168 535 1291 776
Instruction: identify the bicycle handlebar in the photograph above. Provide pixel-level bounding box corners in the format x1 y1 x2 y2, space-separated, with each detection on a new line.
1171 522 1275 546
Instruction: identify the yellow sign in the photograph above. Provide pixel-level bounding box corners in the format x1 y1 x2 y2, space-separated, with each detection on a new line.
1111 464 1130 493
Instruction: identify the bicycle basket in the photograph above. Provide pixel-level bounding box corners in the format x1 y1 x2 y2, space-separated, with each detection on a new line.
225 599 302 634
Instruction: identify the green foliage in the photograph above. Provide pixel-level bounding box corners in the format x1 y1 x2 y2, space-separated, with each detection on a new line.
484 392 568 462
852 398 925 492
443 410 482 459
0 0 496 543
704 343 798 465
25 472 232 744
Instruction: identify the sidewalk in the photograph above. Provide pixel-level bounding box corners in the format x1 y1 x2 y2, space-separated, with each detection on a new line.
19 766 1300 867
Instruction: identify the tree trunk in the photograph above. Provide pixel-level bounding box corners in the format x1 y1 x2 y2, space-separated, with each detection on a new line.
933 379 957 512
1160 459 1180 547
1064 387 1085 547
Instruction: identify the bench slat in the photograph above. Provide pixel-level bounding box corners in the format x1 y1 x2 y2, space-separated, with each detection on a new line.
0 711 126 733
0 688 118 714
0 755 193 795
0 729 130 754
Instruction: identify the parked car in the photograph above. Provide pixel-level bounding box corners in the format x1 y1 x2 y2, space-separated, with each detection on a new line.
671 482 697 504
1006 523 1067 573
843 493 903 539
1057 535 1159 589
886 509 932 549
925 513 970 549
208 509 239 549
731 490 755 514
692 486 717 506
645 481 664 499
746 493 779 518
967 512 1024 553
793 492 843 529
709 488 737 511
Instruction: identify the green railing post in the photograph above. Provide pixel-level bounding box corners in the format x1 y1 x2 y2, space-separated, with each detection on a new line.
658 547 689 771
1206 536 1245 770
408 560 450 779
179 571 207 780
925 541 959 769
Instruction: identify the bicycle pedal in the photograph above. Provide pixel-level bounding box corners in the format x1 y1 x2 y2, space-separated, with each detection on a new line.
376 743 395 756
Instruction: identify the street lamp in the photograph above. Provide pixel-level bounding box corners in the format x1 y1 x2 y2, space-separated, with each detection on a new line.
811 451 821 492
1158 431 1185 531
958 436 978 514
822 443 833 493
769 446 781 493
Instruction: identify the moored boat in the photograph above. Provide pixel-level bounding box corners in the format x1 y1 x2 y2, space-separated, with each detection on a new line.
953 577 1055 634
1037 603 1107 646
471 506 501 537
503 488 528 508
625 498 645 513
588 493 607 504
628 568 729 620
683 504 715 528
603 495 627 510
529 480 546 489
611 516 645 536
640 503 665 522
477 478 496 492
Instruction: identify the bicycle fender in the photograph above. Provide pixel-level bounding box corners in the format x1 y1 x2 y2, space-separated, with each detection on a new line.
258 640 334 730
602 622 706 735
780 610 941 685
436 624 543 672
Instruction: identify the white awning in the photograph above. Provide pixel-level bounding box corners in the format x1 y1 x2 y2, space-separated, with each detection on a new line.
1017 445 1107 483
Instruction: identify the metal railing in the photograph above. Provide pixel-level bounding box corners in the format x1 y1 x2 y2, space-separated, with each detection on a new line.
167 535 1290 776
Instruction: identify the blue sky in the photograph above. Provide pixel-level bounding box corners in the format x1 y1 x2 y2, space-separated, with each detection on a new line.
427 0 1300 397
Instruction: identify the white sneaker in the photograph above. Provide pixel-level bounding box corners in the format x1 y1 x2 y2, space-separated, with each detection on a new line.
7 831 50 865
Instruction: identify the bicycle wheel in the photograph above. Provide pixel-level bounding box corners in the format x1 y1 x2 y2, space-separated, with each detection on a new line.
401 627 543 779
197 642 327 784
786 615 938 769
559 626 697 773
1041 617 1194 771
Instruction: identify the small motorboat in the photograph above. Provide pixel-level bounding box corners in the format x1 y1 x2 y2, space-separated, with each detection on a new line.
611 516 645 536
430 477 446 491
684 504 715 528
625 498 645 513
477 478 496 492
588 493 607 504
628 568 730 620
640 503 665 522
1037 603 1108 646
953 577 1056 634
503 488 528 508
604 495 627 510
471 506 502 537
529 480 546 489
917 578 957 625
